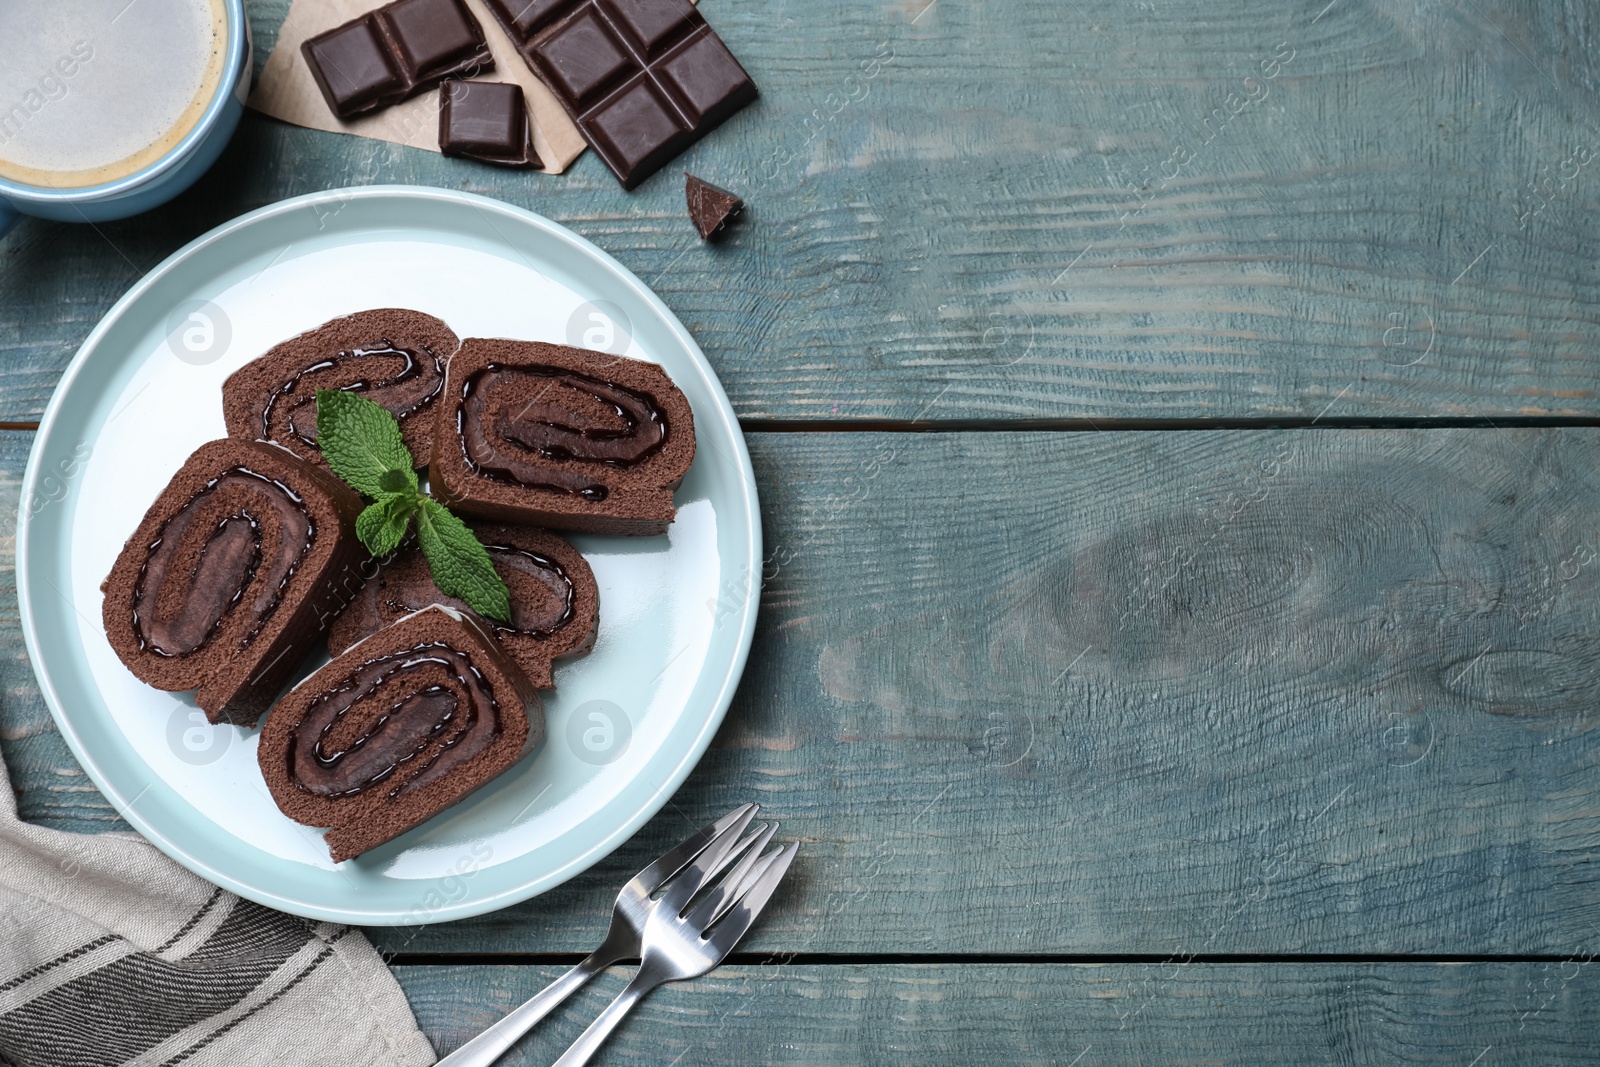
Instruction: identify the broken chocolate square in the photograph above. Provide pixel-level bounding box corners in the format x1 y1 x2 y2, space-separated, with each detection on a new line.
302 19 405 117
387 0 487 80
439 81 542 167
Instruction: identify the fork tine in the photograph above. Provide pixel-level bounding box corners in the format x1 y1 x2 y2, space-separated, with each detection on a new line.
703 841 799 956
702 821 771 886
721 822 780 900
629 803 757 895
684 822 778 930
657 806 759 913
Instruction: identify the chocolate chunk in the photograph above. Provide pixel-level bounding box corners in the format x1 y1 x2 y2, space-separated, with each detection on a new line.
302 20 403 117
481 0 757 189
431 338 697 535
684 172 743 239
302 0 493 119
328 523 598 688
222 309 457 470
439 81 542 168
101 439 367 726
258 606 542 862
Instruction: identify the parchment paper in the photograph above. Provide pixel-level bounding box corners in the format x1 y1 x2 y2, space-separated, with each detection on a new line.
247 0 588 173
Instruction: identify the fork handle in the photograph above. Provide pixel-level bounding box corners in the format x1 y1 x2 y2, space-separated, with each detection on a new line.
435 951 611 1067
549 970 662 1067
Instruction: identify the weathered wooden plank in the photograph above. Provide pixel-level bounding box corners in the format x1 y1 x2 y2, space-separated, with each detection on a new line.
0 433 127 829
397 962 1600 1065
6 427 1600 954
3 0 1598 422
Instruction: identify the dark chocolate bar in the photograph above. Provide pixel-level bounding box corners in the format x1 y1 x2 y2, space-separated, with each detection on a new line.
482 0 757 188
439 81 542 168
302 0 494 119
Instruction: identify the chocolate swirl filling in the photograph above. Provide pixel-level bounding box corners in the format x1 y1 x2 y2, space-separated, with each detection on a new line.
483 544 575 638
132 467 314 658
378 544 575 640
456 364 669 502
259 341 444 451
287 641 501 800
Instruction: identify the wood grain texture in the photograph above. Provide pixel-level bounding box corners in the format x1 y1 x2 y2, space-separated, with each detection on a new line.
2 0 1598 422
397 962 1600 1065
0 433 118 830
6 428 1600 955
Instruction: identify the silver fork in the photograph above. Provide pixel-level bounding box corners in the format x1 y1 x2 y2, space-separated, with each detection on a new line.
436 804 765 1067
550 830 799 1066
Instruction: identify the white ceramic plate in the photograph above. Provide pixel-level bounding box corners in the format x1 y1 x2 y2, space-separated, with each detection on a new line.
16 187 760 925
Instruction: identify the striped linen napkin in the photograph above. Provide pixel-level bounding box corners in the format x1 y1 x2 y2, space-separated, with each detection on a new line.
0 745 436 1067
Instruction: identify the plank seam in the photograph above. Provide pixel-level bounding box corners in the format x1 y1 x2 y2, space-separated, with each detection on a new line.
8 417 1600 436
739 416 1600 433
382 952 1598 967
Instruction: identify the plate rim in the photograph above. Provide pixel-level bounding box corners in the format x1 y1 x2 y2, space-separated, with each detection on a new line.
16 185 761 924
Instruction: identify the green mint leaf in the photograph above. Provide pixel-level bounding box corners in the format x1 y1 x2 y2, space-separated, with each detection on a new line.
377 468 414 494
355 492 416 557
315 389 417 498
414 497 512 623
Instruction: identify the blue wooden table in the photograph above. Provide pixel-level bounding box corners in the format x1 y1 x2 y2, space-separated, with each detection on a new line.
4 0 1600 1061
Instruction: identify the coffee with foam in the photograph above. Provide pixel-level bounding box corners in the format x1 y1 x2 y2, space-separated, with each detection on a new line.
0 0 228 190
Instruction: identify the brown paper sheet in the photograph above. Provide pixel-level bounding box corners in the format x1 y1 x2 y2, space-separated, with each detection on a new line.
247 0 588 173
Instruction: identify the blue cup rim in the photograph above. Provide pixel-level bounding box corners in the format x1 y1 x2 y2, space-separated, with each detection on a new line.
0 0 249 207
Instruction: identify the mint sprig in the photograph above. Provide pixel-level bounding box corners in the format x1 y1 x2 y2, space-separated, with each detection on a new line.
316 389 511 623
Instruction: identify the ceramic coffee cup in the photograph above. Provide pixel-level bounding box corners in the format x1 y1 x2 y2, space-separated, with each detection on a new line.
0 0 251 241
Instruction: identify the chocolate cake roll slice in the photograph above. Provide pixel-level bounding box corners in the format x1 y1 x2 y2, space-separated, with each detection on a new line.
222 309 457 469
328 523 597 688
432 339 696 535
101 439 366 726
258 605 541 862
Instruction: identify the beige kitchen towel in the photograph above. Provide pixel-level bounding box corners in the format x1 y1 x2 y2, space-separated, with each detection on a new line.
0 742 437 1067
248 0 588 173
